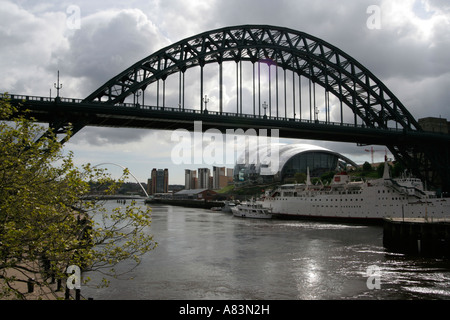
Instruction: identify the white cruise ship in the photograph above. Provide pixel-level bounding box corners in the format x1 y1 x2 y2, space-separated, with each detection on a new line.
259 162 450 223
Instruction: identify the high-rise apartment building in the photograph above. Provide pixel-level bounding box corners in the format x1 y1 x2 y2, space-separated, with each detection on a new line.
212 166 225 190
184 167 233 190
185 169 198 190
198 168 211 189
148 168 169 195
212 166 233 190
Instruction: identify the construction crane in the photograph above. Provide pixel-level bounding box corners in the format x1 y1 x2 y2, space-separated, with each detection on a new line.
364 146 387 164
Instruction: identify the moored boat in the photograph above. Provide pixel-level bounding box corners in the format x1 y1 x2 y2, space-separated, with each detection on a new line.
221 200 237 213
232 201 273 219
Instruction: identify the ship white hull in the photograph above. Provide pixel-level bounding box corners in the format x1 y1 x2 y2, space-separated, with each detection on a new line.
232 205 273 219
260 178 450 223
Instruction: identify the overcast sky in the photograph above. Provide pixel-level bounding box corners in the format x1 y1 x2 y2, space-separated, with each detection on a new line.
1 0 449 185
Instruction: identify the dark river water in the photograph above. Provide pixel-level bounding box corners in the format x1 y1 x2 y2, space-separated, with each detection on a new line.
82 200 450 300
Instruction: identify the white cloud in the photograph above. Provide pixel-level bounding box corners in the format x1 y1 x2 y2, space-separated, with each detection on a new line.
53 7 171 97
145 0 217 40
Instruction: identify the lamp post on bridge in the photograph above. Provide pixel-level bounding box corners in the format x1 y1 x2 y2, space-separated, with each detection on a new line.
203 95 209 114
263 101 268 119
54 70 62 101
135 90 141 107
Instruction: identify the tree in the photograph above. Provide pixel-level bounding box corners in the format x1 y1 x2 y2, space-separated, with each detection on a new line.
0 95 156 299
320 171 336 184
362 161 372 172
294 172 306 184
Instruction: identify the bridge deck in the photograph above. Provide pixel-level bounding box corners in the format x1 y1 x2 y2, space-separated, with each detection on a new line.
7 94 449 147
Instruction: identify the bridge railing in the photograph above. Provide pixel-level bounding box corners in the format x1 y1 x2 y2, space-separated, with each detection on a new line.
9 94 83 104
9 93 409 132
113 103 414 133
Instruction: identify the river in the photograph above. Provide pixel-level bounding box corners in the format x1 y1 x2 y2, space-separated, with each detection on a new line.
82 200 450 300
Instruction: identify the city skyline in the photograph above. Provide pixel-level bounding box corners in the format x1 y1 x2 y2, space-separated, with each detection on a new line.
146 165 235 190
185 166 234 191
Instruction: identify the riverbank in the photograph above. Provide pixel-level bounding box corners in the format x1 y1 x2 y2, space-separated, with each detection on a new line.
1 264 65 300
82 195 146 200
145 198 225 209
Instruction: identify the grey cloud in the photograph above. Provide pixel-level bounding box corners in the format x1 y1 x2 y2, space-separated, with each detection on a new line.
69 126 151 146
49 8 171 98
68 125 179 147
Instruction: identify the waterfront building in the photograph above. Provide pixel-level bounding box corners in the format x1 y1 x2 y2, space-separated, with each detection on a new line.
212 166 233 190
418 117 449 134
173 188 217 201
212 166 225 190
148 168 169 195
185 169 198 190
198 168 211 189
234 143 357 183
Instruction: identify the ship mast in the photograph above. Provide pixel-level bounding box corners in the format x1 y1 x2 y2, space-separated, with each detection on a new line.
306 167 311 188
382 155 390 180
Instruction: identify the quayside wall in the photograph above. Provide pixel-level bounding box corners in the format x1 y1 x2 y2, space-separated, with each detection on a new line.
383 218 450 258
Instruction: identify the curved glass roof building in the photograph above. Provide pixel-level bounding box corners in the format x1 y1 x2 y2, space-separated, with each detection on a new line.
234 143 357 183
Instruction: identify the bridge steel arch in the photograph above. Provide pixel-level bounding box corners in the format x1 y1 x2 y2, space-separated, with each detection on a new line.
85 24 420 133
85 25 450 190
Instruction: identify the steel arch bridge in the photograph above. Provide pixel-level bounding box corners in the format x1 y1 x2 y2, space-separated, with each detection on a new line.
87 25 419 130
6 25 450 191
